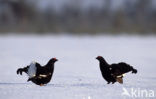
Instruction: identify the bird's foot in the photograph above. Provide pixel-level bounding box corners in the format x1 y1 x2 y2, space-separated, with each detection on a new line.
112 82 115 84
39 84 45 86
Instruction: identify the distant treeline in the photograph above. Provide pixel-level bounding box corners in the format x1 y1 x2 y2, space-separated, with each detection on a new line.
0 0 156 34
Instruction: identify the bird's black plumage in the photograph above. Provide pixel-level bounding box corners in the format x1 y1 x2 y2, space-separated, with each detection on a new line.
96 56 137 84
17 58 58 86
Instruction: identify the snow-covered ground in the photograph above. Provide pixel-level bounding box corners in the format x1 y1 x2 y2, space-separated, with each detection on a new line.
0 35 156 99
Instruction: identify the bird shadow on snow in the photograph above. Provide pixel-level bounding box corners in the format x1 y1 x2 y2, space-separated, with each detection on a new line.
0 82 30 85
0 82 104 88
47 83 107 89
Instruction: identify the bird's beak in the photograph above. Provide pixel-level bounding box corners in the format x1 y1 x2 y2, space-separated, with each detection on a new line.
96 57 98 59
53 58 58 61
55 59 58 61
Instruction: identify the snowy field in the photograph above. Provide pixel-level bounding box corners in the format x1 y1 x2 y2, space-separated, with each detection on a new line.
0 34 156 99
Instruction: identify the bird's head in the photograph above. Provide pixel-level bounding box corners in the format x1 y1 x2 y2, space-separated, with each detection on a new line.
96 56 104 61
48 58 58 64
51 58 58 62
96 56 109 65
46 58 58 66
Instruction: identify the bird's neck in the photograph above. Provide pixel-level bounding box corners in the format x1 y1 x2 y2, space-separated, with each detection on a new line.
99 59 109 67
46 61 55 68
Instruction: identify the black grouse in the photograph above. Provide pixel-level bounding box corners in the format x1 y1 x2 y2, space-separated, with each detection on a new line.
96 56 137 84
17 58 58 86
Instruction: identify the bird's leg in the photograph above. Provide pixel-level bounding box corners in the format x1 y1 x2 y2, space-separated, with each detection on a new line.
27 77 35 82
39 84 45 86
112 82 115 84
107 82 110 84
116 77 123 84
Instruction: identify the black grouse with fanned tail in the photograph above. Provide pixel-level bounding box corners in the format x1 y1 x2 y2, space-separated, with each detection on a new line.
17 58 58 86
96 56 137 84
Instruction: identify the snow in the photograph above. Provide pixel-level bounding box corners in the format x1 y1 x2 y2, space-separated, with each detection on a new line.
0 35 156 99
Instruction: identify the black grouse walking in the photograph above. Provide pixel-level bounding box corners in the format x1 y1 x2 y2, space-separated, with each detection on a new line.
96 56 137 84
17 58 58 86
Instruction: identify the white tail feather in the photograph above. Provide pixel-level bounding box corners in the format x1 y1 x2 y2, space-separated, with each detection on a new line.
28 61 37 78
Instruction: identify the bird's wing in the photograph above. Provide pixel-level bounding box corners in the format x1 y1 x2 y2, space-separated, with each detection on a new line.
118 62 138 73
109 64 123 76
38 73 52 78
110 62 134 76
